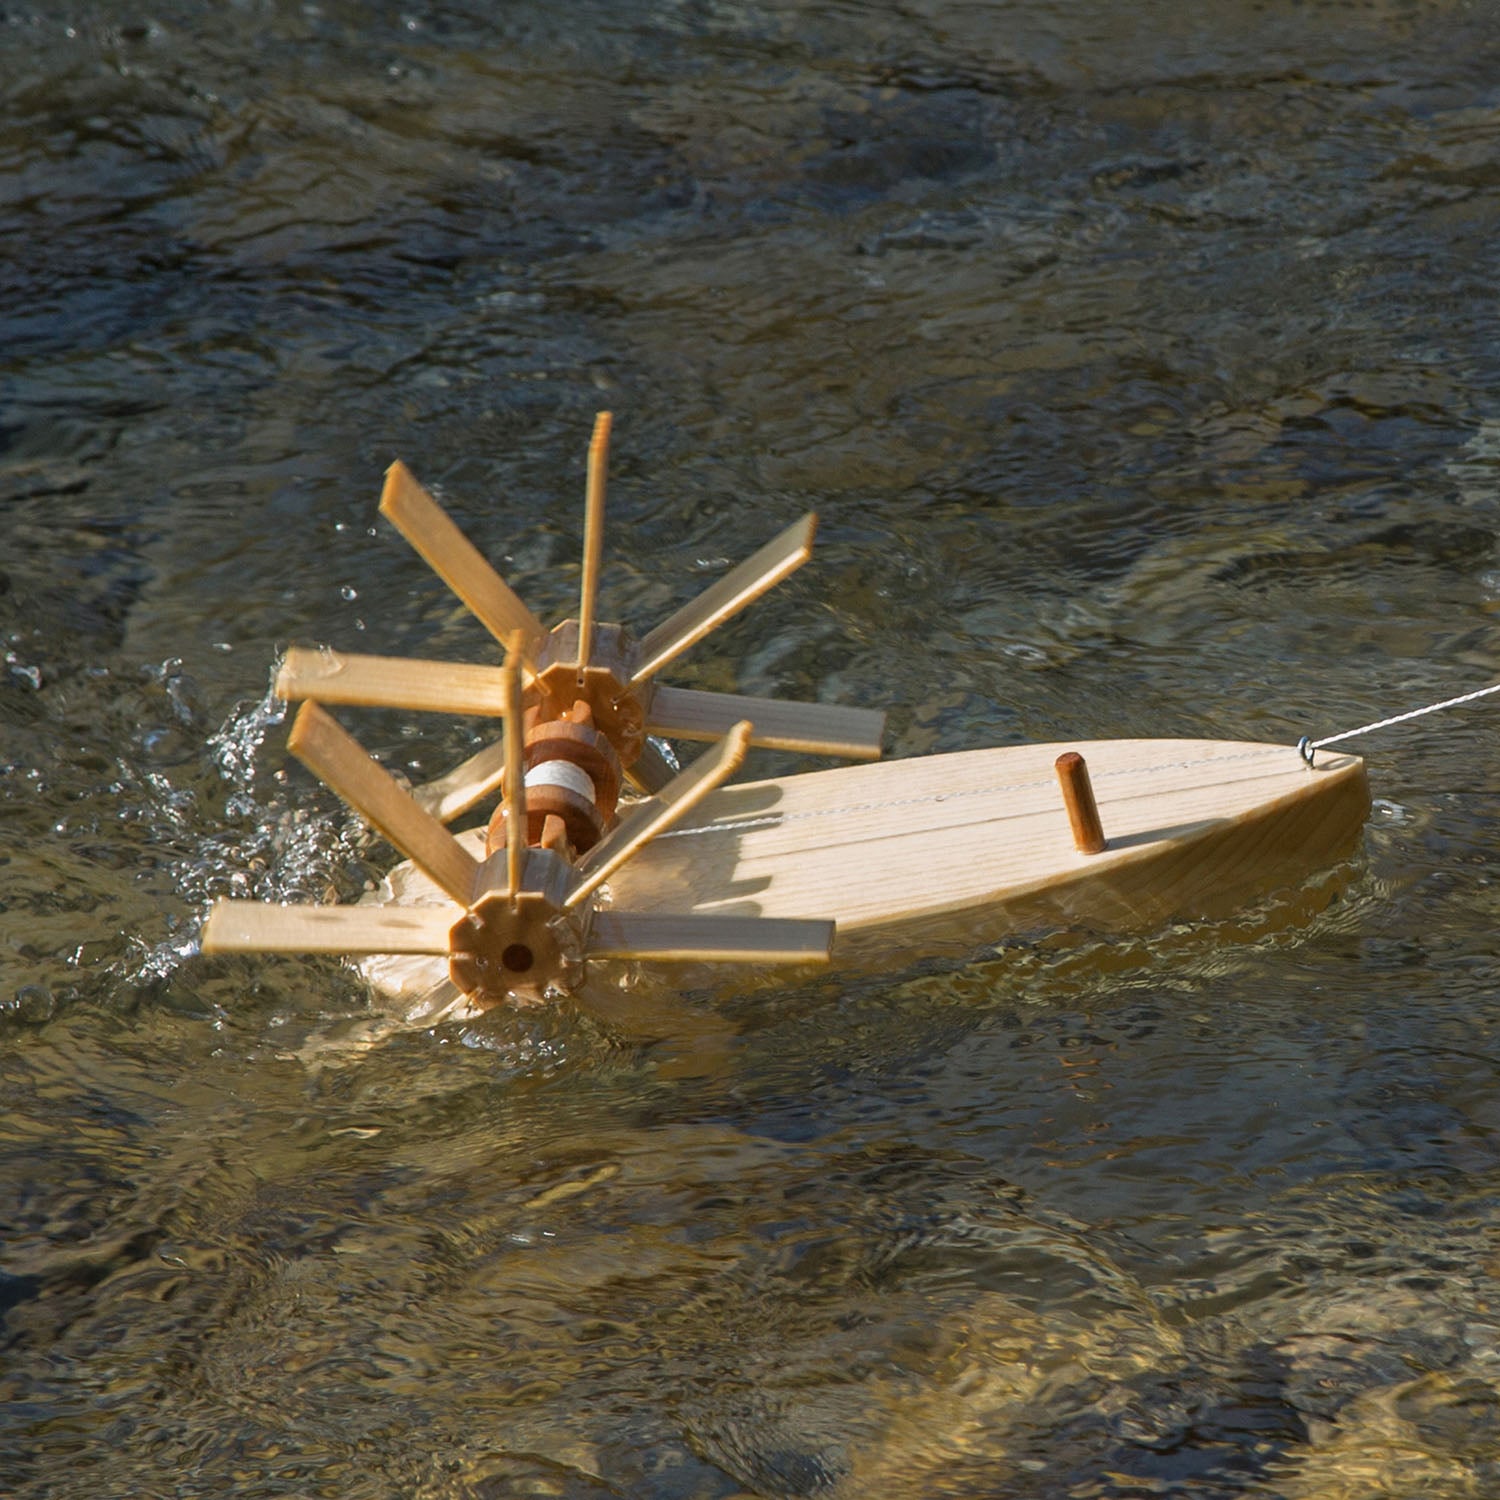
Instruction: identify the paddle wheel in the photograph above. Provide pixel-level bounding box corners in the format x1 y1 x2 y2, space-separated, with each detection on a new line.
202 415 879 1003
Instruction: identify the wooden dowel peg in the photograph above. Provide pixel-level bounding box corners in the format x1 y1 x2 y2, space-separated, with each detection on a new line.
1055 750 1106 854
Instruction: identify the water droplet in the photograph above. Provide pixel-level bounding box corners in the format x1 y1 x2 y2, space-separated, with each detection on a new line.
9 985 55 1024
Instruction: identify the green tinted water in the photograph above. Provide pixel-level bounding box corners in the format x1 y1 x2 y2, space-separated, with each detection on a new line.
7 2 1500 1494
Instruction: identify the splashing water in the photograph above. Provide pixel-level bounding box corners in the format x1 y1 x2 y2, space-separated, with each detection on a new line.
119 677 381 988
195 682 378 907
206 669 287 798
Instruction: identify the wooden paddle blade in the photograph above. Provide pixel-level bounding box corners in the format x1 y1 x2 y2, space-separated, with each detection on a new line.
501 636 527 899
647 684 884 760
629 513 817 686
411 739 508 823
379 460 547 649
566 721 752 908
277 648 513 717
288 701 481 907
202 899 456 955
589 911 834 963
577 411 610 670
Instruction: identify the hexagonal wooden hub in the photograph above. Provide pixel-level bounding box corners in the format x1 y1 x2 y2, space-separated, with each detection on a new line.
531 620 650 770
446 849 587 1005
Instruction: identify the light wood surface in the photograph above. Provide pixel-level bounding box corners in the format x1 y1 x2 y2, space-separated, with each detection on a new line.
354 738 1370 1004
411 740 508 822
577 411 610 670
288 701 480 906
630 514 816 685
501 640 527 897
608 738 1370 952
589 911 834 962
203 899 455 954
567 721 753 907
277 647 512 716
379 460 546 648
647 683 884 759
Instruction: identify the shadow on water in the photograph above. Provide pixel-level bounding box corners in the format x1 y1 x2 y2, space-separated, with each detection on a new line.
8 0 1500 1494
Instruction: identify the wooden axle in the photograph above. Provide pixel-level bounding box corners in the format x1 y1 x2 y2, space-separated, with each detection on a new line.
486 698 623 858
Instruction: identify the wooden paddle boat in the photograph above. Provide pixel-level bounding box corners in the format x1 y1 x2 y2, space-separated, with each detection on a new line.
201 416 1371 1011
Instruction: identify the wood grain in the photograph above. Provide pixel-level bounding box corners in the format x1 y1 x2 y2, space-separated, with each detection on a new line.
502 640 527 897
203 899 455 955
379 460 546 648
288 701 481 906
647 683 884 759
609 739 1370 947
411 740 508 822
589 911 833 962
630 514 816 685
567 721 752 907
354 738 1370 1002
577 411 610 669
277 647 511 717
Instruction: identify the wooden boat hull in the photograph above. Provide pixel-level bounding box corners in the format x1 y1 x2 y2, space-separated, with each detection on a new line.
359 740 1369 1007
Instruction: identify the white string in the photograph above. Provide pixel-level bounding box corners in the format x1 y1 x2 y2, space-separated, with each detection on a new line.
525 759 596 801
1302 679 1500 762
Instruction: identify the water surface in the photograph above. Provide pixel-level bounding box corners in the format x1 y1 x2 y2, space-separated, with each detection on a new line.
7 2 1500 1495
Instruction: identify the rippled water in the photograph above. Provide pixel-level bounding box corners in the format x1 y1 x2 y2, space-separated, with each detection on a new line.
8 1 1500 1494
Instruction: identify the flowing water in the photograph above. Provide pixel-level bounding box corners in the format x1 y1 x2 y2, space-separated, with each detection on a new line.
7 1 1500 1494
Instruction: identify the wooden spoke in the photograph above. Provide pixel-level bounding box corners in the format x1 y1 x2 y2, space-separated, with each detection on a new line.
589 911 834 963
624 737 678 793
566 721 752 908
379 460 546 649
288 701 481 907
577 411 610 671
411 739 508 823
502 636 527 899
629 513 817 686
276 647 514 717
647 684 884 760
202 899 455 955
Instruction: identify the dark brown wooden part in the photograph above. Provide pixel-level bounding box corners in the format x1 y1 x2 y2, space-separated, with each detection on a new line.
485 786 605 859
1055 750 1107 854
523 701 622 820
539 812 572 858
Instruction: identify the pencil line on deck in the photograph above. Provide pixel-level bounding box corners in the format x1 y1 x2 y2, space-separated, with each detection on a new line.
656 746 1303 842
